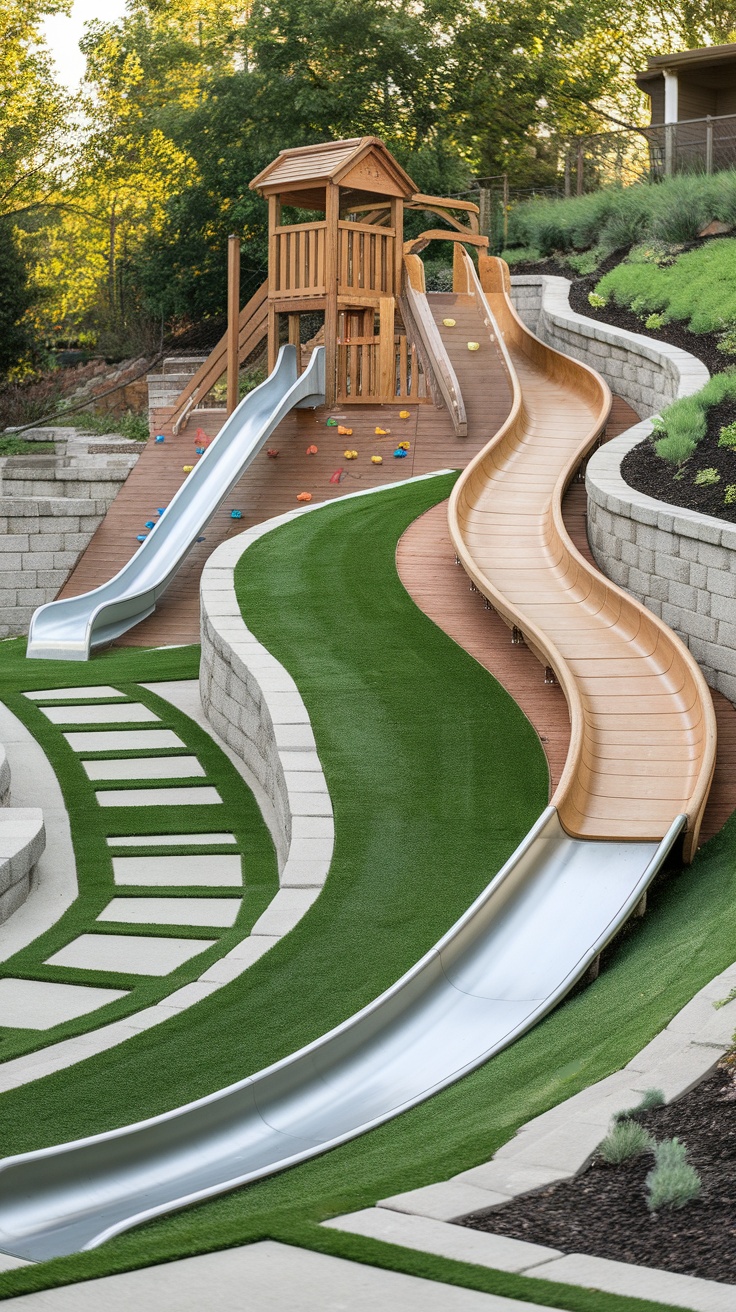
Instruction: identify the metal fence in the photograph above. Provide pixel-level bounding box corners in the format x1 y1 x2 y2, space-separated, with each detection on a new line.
563 113 736 196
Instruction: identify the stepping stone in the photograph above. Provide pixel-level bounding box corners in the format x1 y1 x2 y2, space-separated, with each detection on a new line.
112 854 242 886
106 832 237 847
96 786 220 808
41 703 159 725
98 897 240 927
65 729 185 752
24 686 125 701
82 756 205 781
0 978 127 1029
46 933 217 976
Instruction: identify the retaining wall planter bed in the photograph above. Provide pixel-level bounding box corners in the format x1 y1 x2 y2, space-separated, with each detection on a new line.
512 276 736 705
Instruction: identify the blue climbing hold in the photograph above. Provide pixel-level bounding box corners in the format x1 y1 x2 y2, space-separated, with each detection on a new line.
230 510 242 520
195 447 205 455
393 448 408 458
156 507 166 516
145 520 155 529
136 534 147 542
155 435 165 443
196 536 206 543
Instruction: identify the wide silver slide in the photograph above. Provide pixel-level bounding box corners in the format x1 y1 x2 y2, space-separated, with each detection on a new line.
0 808 683 1261
26 345 326 661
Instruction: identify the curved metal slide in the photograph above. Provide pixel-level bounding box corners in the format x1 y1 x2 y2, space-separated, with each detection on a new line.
26 345 326 661
0 264 714 1263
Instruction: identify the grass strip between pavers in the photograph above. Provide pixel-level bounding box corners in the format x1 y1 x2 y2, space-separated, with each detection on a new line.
0 678 278 1061
0 476 733 1312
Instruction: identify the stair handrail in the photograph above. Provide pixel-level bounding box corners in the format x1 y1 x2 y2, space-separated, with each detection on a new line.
169 279 269 434
401 255 467 437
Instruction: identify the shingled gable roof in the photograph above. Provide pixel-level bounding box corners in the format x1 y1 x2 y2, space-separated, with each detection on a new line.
249 137 417 204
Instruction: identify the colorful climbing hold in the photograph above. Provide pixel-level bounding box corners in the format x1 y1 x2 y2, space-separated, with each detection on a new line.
136 534 147 542
371 455 383 465
467 341 480 351
329 469 344 484
326 417 338 426
155 435 165 444
145 521 155 529
195 447 205 455
267 448 279 458
196 536 206 543
393 448 408 459
397 441 410 451
230 510 242 520
344 449 358 460
399 410 411 419
296 491 312 502
442 318 456 327
183 464 194 472
374 426 390 436
338 425 353 436
156 507 166 516
306 444 318 455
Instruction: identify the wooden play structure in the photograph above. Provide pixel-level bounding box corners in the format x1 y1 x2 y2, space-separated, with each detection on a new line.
169 136 486 428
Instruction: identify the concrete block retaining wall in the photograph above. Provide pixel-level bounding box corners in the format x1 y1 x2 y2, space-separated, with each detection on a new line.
511 275 736 703
0 428 140 638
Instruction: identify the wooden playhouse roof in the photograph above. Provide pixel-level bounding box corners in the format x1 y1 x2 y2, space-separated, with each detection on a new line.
249 137 417 209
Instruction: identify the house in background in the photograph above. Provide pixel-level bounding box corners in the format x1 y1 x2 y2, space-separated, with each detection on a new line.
634 42 736 174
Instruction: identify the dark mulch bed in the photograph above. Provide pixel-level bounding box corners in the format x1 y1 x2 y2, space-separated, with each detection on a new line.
460 1059 736 1284
621 397 736 525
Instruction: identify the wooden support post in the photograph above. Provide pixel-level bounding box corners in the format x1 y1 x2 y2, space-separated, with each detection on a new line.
390 197 403 296
452 241 467 293
267 196 281 375
288 313 301 373
706 116 713 175
226 233 240 415
324 183 340 407
378 296 395 399
502 174 509 248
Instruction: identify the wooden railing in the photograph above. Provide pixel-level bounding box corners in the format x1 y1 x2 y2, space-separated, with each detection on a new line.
170 279 269 433
337 333 422 403
337 221 394 297
401 254 467 436
271 222 327 299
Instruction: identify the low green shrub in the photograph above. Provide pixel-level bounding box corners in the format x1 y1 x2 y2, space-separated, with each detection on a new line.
74 409 149 441
594 239 736 336
498 247 542 267
717 326 736 356
646 1137 702 1211
645 313 666 330
588 292 607 309
653 368 736 466
563 247 605 276
599 1118 655 1164
719 421 736 448
695 467 720 486
0 436 55 456
725 485 736 505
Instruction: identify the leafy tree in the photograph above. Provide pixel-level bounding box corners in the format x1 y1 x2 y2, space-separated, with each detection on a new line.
0 221 35 378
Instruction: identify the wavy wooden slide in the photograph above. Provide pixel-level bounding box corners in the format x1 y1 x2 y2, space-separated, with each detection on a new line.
448 251 716 862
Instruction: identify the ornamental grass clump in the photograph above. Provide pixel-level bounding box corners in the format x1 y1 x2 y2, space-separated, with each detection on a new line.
653 368 736 466
645 1137 702 1211
599 1118 655 1164
613 1087 665 1122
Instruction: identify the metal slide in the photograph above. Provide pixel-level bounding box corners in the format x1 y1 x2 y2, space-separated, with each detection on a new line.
0 809 682 1260
26 345 326 661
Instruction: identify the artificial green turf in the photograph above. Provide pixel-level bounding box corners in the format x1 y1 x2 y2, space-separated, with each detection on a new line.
0 477 733 1311
0 675 278 1060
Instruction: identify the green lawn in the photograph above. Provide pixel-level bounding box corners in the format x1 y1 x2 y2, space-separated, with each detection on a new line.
0 476 733 1311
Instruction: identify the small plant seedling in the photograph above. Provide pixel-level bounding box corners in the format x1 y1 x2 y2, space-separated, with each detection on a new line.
588 292 607 308
725 485 736 505
645 313 666 330
694 467 720 486
645 1137 702 1211
599 1118 655 1164
612 1087 665 1122
718 421 736 448
717 326 736 356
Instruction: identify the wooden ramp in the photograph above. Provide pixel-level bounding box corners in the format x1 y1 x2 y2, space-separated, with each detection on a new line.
445 253 716 861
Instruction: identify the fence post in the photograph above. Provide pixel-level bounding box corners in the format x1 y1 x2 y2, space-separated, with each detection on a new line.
706 116 713 174
226 233 240 416
502 174 509 247
664 123 674 177
576 141 584 196
478 187 491 239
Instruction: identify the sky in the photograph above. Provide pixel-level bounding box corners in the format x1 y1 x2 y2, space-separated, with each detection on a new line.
42 0 129 89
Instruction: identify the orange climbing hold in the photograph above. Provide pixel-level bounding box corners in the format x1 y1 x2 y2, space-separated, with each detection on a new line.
306 444 318 455
337 425 353 436
267 448 279 458
296 491 312 502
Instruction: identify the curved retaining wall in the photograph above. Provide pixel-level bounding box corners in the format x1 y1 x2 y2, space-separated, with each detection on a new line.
511 275 736 705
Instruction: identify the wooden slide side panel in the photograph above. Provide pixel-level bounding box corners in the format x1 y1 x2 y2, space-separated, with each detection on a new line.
445 252 716 861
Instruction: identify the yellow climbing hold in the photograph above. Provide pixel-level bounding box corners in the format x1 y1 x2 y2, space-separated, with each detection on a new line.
397 441 410 451
344 449 358 460
375 426 390 435
467 341 480 351
371 455 383 465
182 464 194 472
442 318 456 327
399 410 410 419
